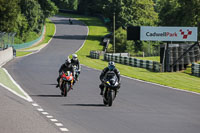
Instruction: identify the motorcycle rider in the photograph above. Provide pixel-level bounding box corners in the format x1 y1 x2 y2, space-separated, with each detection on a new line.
99 61 120 95
56 58 75 88
71 54 81 81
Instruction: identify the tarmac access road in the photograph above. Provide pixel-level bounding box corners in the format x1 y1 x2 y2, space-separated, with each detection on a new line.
3 15 200 133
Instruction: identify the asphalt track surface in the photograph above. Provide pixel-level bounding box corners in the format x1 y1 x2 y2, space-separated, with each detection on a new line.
4 16 200 133
0 86 60 133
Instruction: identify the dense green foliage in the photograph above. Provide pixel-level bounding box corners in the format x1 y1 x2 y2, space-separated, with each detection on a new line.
52 0 78 10
1 0 200 54
0 0 58 43
77 0 159 55
156 0 200 39
0 0 20 32
59 13 200 93
70 0 200 55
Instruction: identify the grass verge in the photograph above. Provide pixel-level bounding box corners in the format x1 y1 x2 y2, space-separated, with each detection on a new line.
0 68 26 97
135 56 160 62
16 19 55 57
16 51 32 57
59 13 200 93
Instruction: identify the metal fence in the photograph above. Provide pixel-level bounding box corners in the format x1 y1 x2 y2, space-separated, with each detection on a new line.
0 32 16 50
1 27 44 50
104 53 161 72
192 63 200 77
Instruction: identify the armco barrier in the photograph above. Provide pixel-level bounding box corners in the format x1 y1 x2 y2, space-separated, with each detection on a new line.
104 53 161 72
192 63 200 77
90 51 100 59
0 47 13 66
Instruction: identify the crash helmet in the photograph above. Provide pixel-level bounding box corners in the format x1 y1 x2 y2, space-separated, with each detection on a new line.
108 61 115 70
65 58 71 66
72 54 78 61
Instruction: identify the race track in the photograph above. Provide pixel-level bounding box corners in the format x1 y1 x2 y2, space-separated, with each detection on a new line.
4 16 200 133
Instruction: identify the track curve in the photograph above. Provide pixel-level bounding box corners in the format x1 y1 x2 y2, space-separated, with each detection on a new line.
5 16 200 133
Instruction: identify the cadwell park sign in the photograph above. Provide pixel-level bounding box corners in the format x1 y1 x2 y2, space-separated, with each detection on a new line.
127 26 198 42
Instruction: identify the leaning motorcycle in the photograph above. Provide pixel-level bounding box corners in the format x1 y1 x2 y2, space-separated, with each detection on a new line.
59 71 74 97
102 74 119 106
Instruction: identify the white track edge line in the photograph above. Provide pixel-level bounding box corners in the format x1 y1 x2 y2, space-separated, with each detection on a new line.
74 20 89 53
55 123 63 126
60 128 69 132
0 83 32 102
2 68 33 102
66 16 200 96
81 64 200 96
0 22 57 102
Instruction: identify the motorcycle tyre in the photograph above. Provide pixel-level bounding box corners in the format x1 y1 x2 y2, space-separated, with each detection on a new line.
103 99 108 105
107 90 113 107
62 82 68 97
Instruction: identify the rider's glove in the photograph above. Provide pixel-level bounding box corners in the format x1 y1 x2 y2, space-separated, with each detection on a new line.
59 72 63 76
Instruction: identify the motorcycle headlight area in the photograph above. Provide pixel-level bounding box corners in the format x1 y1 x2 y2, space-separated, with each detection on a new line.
114 82 119 86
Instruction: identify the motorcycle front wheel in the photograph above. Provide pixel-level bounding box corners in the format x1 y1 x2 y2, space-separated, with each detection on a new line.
107 90 113 106
62 82 70 97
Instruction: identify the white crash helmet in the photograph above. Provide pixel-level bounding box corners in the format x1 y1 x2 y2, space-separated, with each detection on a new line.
72 54 78 61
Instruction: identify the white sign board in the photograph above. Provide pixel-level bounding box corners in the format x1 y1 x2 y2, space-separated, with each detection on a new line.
140 26 198 42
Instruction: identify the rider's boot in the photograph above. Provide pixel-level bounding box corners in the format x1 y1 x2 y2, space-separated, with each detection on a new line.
99 84 104 95
56 77 60 88
100 89 103 95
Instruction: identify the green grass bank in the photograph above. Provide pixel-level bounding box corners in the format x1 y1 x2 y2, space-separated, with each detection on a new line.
16 19 55 57
59 13 200 93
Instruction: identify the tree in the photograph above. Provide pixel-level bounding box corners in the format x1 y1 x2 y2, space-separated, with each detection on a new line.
38 0 58 21
20 0 44 33
120 0 158 27
52 0 78 10
0 0 20 32
157 0 200 39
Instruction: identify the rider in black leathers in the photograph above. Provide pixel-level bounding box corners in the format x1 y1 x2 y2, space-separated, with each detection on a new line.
99 61 120 95
56 58 74 88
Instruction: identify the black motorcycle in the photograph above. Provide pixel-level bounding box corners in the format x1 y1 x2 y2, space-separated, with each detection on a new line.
102 74 119 106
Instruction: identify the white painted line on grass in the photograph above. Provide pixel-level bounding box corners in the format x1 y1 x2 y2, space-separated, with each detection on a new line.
0 83 31 102
81 64 200 96
2 68 33 102
60 128 69 132
55 123 63 127
75 22 89 53
122 75 200 95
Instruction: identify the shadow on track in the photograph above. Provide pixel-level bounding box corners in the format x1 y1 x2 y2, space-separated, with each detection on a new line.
30 95 62 97
62 103 105 107
42 83 57 86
